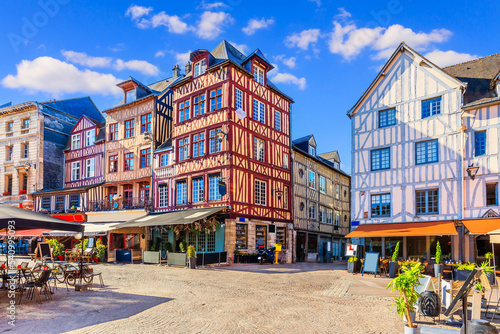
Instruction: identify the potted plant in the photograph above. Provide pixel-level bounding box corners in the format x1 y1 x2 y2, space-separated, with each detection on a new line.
455 262 477 281
347 256 358 273
47 239 64 261
479 260 495 284
389 242 400 278
2 191 10 196
19 190 26 195
179 241 187 253
187 245 196 269
96 240 107 262
387 262 424 333
68 205 78 213
434 241 443 277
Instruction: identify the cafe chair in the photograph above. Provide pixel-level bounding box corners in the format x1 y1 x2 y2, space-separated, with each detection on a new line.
23 269 52 304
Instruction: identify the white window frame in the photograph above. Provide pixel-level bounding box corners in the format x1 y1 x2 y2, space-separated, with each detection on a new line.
158 185 168 208
86 129 96 147
194 59 206 77
308 171 316 189
71 161 80 181
308 203 316 220
255 180 266 206
283 153 289 169
253 99 265 124
334 210 340 225
235 88 243 110
254 138 265 162
160 153 169 167
71 134 81 150
86 158 95 178
274 110 281 131
253 65 264 85
309 145 315 156
335 184 340 199
319 176 326 193
319 206 327 223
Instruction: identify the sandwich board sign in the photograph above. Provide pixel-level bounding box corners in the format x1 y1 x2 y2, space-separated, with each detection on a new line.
346 244 357 257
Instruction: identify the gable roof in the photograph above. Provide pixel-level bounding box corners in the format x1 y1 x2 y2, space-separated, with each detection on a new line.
241 49 274 69
318 151 340 164
41 97 103 123
292 134 315 146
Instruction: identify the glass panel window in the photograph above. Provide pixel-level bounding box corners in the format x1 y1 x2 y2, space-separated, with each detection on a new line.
236 224 247 249
371 193 391 217
69 194 79 208
86 158 95 178
22 143 29 159
416 139 438 164
109 123 118 141
309 203 316 219
319 176 326 193
55 196 65 211
327 209 333 224
235 88 243 110
193 132 205 158
319 206 327 223
41 197 51 210
209 174 221 201
210 88 223 112
192 177 204 202
176 181 187 205
126 89 135 103
109 154 118 173
283 153 289 169
253 138 265 162
193 94 206 117
334 211 340 225
178 138 189 161
140 148 151 168
185 100 190 120
371 147 390 170
6 121 14 134
6 146 13 161
141 113 152 134
71 134 81 150
255 225 267 248
71 161 80 181
416 189 439 214
379 108 396 128
209 129 222 154
253 65 264 85
276 227 286 248
274 110 281 131
284 186 289 210
21 118 30 131
158 185 168 207
308 171 316 189
160 153 169 167
124 152 134 171
335 184 340 199
178 101 185 122
253 99 265 123
140 183 150 203
194 59 206 77
422 97 441 118
5 175 12 195
124 119 135 138
309 145 315 156
86 129 95 146
486 183 498 206
475 130 486 156
255 180 266 206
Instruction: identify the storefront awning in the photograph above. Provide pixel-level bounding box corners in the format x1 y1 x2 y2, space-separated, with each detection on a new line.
462 218 500 235
0 228 49 237
112 206 230 229
345 221 458 238
42 223 117 237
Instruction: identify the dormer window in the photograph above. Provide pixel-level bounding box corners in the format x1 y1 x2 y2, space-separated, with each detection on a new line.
253 64 264 85
126 89 136 103
194 59 206 77
309 145 316 156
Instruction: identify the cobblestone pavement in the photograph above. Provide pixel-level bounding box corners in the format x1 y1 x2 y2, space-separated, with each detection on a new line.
0 262 479 333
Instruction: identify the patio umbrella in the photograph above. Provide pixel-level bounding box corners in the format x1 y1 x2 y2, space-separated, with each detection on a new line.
486 228 500 285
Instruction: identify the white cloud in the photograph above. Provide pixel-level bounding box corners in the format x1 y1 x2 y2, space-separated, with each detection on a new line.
125 5 153 20
274 55 296 69
2 57 122 97
242 18 275 36
334 7 351 20
329 22 383 60
229 41 249 55
175 51 191 67
150 12 193 34
200 1 226 10
425 50 479 67
155 50 165 58
197 11 234 40
309 0 321 6
285 29 321 50
114 59 159 76
271 72 307 90
61 50 112 68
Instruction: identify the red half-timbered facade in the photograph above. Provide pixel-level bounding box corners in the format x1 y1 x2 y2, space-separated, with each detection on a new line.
161 41 293 262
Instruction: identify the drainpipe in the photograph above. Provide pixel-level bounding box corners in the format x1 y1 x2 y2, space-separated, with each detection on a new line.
459 87 467 262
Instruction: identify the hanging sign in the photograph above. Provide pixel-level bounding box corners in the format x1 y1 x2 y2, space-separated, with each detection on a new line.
218 180 227 197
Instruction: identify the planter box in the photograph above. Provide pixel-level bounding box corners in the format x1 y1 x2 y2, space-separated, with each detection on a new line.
168 252 187 266
434 264 443 277
389 261 398 278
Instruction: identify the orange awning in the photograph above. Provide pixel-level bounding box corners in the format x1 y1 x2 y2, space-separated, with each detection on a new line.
346 221 458 238
462 218 500 235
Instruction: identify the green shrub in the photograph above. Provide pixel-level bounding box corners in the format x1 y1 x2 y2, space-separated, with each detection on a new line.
480 261 494 274
150 244 158 251
187 245 196 258
435 241 442 264
485 252 494 260
457 262 477 271
179 241 187 253
164 242 173 252
95 240 107 258
391 242 400 262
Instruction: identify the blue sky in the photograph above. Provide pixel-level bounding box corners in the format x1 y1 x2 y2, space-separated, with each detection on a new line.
1 0 499 173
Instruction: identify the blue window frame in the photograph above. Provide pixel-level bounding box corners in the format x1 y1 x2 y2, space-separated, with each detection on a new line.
176 181 187 205
209 174 221 201
192 177 204 203
371 148 390 171
416 189 439 214
475 130 486 156
274 110 281 131
379 108 396 128
416 140 438 164
422 97 441 118
371 194 391 217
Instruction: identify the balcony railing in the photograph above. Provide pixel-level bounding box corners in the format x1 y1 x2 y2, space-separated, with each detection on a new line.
88 197 152 212
0 195 31 204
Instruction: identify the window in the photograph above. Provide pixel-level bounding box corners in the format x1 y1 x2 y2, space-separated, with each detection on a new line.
193 133 205 158
194 59 206 77
86 158 95 178
253 99 265 123
253 65 264 85
309 203 316 219
86 129 95 146
158 185 168 208
327 209 333 224
41 197 51 210
71 161 80 181
416 139 438 164
141 114 152 134
6 146 13 161
319 206 327 223
22 143 29 159
6 121 14 135
422 97 441 118
486 183 497 206
256 225 267 249
71 134 81 150
140 148 151 168
319 176 326 193
176 181 187 205
379 108 396 128
210 88 223 112
5 175 12 195
193 94 206 117
235 89 243 110
21 173 28 192
160 153 169 167
209 129 222 154
308 171 316 189
55 196 65 211
69 194 79 208
276 227 286 248
309 145 315 156
254 138 265 162
109 154 118 173
109 123 118 141
371 147 390 170
21 118 30 133
125 119 135 138
126 89 135 103
416 189 439 214
334 211 340 225
209 174 221 201
124 152 134 171
283 153 289 169
178 101 186 122
475 131 486 156
140 183 150 202
236 224 247 249
335 184 340 199
192 177 204 202
255 180 266 205
371 194 391 217
284 186 289 210
178 138 189 161
274 111 281 131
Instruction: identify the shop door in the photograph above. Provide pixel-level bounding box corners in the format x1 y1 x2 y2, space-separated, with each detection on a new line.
296 232 306 262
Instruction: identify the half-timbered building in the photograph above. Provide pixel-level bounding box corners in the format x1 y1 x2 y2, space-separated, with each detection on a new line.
156 41 294 262
347 43 500 264
292 135 351 262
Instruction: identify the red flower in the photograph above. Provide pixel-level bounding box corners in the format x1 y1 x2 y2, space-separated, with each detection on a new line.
19 190 26 195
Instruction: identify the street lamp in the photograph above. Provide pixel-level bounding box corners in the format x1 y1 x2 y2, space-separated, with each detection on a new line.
466 163 480 180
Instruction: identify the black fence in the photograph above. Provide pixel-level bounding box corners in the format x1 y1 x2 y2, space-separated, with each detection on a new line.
196 252 227 266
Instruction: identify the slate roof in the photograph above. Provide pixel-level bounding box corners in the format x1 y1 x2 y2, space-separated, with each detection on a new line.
292 134 314 145
40 97 103 123
443 53 500 105
155 138 173 152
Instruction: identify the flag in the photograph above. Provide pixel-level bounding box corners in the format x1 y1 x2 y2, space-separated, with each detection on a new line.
235 108 247 120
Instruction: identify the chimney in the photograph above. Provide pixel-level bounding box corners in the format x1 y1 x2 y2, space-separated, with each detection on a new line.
185 62 192 75
172 65 181 78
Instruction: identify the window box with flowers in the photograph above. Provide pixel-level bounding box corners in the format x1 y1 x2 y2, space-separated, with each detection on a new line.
2 191 10 196
19 190 26 195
